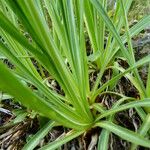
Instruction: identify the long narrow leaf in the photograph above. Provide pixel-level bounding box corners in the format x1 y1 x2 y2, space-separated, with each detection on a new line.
96 121 150 148
23 121 56 150
96 99 150 121
40 130 84 150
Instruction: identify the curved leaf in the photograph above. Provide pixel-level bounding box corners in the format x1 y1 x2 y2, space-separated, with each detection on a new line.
23 121 56 150
96 121 150 148
39 130 84 150
96 99 150 121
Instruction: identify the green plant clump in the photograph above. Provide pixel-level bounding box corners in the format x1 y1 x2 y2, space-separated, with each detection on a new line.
0 0 150 149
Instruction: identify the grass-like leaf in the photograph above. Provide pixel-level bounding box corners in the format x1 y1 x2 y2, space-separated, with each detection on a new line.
96 121 150 148
23 121 56 150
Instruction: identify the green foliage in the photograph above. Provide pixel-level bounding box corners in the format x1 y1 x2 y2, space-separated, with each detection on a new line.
0 0 150 149
129 0 150 20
